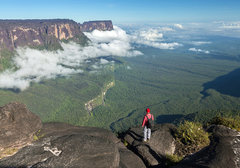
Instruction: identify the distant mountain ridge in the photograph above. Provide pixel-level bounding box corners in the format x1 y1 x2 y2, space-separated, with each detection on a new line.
80 20 113 32
0 19 113 51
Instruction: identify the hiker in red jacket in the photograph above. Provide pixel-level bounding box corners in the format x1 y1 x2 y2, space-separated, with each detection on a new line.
142 108 154 142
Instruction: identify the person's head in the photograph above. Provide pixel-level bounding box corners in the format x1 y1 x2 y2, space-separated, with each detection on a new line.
146 108 150 113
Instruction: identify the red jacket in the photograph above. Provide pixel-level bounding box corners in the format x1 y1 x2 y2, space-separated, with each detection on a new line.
142 113 154 127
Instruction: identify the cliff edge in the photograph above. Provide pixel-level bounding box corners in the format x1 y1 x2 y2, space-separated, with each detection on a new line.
0 102 145 168
1 102 238 168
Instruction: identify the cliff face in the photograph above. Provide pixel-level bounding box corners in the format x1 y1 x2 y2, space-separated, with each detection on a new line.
0 19 88 51
0 19 114 51
80 20 113 32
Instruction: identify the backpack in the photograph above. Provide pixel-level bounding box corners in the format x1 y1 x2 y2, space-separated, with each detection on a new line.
146 114 153 128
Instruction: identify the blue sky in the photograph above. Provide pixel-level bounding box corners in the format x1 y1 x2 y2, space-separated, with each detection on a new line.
0 0 240 23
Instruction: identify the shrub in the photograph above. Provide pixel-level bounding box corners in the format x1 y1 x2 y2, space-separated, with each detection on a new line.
208 116 240 131
175 121 210 148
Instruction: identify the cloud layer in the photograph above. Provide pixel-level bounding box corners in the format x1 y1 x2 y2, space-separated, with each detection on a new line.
0 26 141 91
0 24 187 91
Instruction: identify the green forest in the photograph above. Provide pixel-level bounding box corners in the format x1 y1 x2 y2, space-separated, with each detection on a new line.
0 35 240 132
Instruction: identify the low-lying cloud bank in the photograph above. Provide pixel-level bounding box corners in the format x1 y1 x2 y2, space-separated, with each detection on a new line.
0 26 142 91
0 24 186 91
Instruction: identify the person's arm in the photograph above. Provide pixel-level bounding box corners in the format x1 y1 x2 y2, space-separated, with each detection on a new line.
152 114 154 121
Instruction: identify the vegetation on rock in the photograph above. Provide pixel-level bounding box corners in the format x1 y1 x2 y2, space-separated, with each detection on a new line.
208 116 240 131
164 154 183 167
174 121 210 157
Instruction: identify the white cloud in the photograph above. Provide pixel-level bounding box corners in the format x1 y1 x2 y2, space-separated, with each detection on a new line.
84 26 142 57
142 41 181 50
100 59 109 64
159 27 174 32
138 29 164 41
189 48 210 54
0 26 142 91
191 41 212 46
174 24 183 29
84 26 128 43
131 28 182 50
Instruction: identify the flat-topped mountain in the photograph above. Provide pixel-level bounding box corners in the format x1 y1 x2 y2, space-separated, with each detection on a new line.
0 19 113 51
80 20 113 32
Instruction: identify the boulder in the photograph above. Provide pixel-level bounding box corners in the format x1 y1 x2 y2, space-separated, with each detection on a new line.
122 124 176 167
119 148 147 168
173 125 240 168
0 102 42 158
0 122 146 168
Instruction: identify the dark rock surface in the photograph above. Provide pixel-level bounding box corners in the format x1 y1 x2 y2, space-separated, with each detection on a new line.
0 122 145 168
173 125 240 168
80 20 113 32
122 124 177 167
3 102 240 168
0 102 42 158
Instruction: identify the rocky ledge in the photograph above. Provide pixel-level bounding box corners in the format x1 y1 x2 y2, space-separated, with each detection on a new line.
0 102 240 168
0 102 145 168
122 123 240 168
0 102 42 159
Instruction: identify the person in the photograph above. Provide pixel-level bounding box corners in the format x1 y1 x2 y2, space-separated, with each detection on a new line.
142 108 154 142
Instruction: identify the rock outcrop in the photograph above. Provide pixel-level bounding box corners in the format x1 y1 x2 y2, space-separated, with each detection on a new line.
0 102 42 159
0 103 145 168
173 125 240 168
3 102 239 168
122 124 177 167
0 19 88 51
80 20 113 32
0 123 145 168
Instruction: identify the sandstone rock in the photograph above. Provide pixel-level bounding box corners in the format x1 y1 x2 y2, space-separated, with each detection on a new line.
122 124 176 167
0 102 42 158
0 122 145 168
0 19 88 51
173 125 240 168
80 20 113 32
